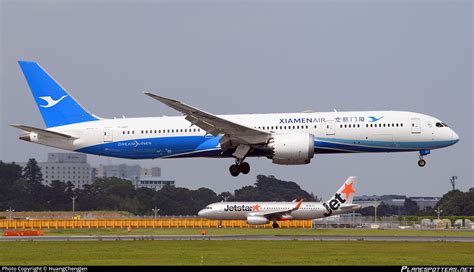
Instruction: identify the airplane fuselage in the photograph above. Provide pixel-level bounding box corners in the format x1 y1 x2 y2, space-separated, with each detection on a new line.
198 201 358 221
35 111 459 160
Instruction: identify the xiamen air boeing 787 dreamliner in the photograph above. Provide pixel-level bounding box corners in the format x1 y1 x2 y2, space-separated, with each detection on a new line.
11 61 459 176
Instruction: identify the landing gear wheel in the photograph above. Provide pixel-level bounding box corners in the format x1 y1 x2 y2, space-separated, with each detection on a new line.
239 162 250 175
229 164 240 177
272 222 279 229
418 159 426 167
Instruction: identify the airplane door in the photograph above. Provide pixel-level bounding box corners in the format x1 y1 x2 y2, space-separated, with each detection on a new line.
103 128 114 142
325 120 335 135
411 118 421 134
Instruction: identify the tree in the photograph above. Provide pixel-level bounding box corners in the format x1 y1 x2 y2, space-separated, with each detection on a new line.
233 175 319 201
23 158 43 183
0 161 23 181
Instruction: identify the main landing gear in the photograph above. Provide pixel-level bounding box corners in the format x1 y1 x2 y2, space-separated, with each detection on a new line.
229 161 250 177
272 222 279 229
229 144 252 177
418 150 430 167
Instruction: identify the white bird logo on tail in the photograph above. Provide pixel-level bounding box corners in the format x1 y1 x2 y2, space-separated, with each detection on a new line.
39 95 68 108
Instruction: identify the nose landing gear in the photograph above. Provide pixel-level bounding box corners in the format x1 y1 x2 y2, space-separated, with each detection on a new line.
418 150 430 167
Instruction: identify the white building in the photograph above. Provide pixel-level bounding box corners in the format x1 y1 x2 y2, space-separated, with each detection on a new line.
95 164 171 190
19 153 94 189
135 176 175 190
95 164 141 181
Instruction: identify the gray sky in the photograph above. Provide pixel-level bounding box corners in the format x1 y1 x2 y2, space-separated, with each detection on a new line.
1 0 472 199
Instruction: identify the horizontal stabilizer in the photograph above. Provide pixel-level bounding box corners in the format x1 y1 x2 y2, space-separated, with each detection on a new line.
9 124 78 140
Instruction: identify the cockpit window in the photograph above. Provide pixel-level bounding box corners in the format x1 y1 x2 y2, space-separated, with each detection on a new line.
436 122 448 128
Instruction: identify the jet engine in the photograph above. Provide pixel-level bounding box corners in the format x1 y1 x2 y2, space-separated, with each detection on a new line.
266 133 315 165
246 215 270 225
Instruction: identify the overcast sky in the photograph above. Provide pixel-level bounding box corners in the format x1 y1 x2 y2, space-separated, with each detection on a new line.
1 0 472 199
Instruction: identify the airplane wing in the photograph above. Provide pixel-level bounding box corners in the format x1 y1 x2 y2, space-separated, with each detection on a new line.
10 124 78 140
338 204 361 212
143 92 271 150
261 198 304 220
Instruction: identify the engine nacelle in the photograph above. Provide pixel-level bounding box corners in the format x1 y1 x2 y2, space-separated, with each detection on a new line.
267 133 315 165
19 132 39 143
246 215 270 225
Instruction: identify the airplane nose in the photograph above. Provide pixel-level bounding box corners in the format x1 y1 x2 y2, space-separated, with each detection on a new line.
452 130 460 144
198 210 205 217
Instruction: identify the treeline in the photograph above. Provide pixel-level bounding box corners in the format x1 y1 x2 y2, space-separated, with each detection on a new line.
0 160 318 216
360 189 474 216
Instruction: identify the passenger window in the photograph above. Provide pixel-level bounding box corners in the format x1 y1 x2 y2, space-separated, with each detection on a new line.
154 130 157 133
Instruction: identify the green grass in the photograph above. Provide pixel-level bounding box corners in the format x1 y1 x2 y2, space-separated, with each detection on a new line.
41 227 474 237
0 240 472 265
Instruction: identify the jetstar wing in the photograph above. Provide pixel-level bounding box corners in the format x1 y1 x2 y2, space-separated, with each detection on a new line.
143 92 271 149
261 198 304 220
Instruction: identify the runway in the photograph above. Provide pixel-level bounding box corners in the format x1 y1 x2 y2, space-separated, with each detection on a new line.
1 234 474 242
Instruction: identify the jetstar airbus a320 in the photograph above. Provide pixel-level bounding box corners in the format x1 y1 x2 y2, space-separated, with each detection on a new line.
198 176 360 228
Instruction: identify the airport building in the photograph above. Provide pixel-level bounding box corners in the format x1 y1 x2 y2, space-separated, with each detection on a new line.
18 153 94 189
95 164 173 190
354 195 440 209
134 176 175 191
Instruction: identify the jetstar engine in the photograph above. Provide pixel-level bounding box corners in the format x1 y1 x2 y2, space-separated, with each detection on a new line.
246 215 270 225
266 133 315 165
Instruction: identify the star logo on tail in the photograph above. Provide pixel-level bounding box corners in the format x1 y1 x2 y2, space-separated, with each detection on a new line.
341 183 355 199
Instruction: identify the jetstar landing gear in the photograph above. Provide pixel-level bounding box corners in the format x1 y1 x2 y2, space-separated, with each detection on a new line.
272 222 279 229
418 150 430 167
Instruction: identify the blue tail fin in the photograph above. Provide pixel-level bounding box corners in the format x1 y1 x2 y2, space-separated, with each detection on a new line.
18 61 99 128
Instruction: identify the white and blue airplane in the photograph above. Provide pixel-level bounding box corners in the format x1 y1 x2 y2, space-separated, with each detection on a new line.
12 61 459 176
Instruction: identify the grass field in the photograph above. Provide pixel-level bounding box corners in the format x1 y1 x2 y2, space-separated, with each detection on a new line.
0 240 472 265
41 227 474 237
